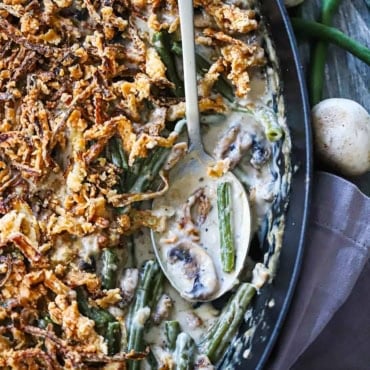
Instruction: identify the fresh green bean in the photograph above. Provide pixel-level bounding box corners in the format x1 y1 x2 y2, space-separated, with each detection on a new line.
174 332 195 370
110 137 128 170
149 271 164 311
169 40 234 101
76 287 116 328
310 0 343 105
38 315 54 329
76 287 121 355
105 144 113 163
124 157 145 191
101 248 118 290
127 260 163 370
106 321 121 356
116 146 170 213
195 53 234 101
171 40 183 56
147 349 159 370
165 320 181 350
231 105 253 115
266 126 283 142
120 321 128 351
199 283 256 364
107 136 128 198
257 108 283 142
152 31 184 97
292 18 370 67
126 236 137 268
129 147 170 194
126 261 157 330
217 182 235 273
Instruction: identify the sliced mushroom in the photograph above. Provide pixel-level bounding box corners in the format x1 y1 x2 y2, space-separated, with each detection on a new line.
120 268 139 305
152 294 173 324
185 188 211 226
166 241 219 301
214 124 253 169
250 139 271 169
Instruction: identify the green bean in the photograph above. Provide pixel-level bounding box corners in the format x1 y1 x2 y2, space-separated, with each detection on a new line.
101 248 118 290
257 108 283 142
217 182 235 273
266 126 283 142
113 119 184 213
292 18 370 68
126 261 157 330
106 321 121 356
199 283 256 364
174 333 195 370
152 31 184 97
124 157 145 191
109 139 122 168
76 287 116 328
310 0 343 105
149 271 164 311
76 287 121 355
105 144 113 163
127 260 163 370
195 53 234 101
147 349 159 370
231 105 253 115
165 320 181 350
38 315 54 329
126 236 137 268
110 137 128 170
128 261 164 329
107 136 128 198
171 40 183 56
169 39 234 101
120 321 128 351
116 147 170 213
129 147 170 194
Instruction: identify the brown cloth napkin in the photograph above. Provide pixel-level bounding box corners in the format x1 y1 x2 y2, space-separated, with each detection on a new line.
267 171 370 370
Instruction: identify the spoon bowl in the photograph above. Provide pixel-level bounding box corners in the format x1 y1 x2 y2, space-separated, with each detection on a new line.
152 148 251 301
151 0 251 302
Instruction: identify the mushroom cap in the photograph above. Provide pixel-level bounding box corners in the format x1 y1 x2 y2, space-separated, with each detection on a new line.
312 98 370 176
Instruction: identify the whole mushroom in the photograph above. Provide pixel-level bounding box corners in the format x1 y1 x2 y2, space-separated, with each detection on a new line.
312 98 370 176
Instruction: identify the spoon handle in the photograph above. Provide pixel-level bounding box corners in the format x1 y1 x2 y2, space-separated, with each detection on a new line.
178 0 202 151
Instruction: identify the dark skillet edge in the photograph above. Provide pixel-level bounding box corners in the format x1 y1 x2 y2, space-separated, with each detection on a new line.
255 0 313 369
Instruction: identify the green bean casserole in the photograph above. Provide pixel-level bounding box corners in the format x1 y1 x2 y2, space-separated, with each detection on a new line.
0 0 291 368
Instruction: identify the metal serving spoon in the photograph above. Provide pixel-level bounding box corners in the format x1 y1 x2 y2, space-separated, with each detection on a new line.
151 0 251 302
